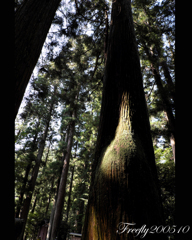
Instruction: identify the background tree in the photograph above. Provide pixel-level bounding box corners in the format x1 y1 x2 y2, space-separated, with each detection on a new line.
15 68 60 239
132 0 175 161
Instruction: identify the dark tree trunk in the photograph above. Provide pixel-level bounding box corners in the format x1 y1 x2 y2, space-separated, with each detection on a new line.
15 0 61 118
76 183 86 234
82 1 166 239
15 122 39 218
150 63 175 139
50 110 76 240
31 194 38 213
104 6 109 64
142 43 175 141
160 60 175 103
46 126 70 240
15 218 25 240
45 177 55 217
15 162 32 218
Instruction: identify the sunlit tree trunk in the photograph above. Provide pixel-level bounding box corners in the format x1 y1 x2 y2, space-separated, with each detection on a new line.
82 1 166 239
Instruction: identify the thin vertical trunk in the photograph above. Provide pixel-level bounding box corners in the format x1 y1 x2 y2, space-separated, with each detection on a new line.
76 153 88 234
45 177 55 217
31 194 38 213
104 6 109 64
50 109 76 240
46 200 56 240
76 183 86 234
46 126 70 240
15 0 61 118
44 139 52 166
150 63 175 139
66 166 75 222
15 121 40 218
164 111 175 163
160 60 175 103
82 1 166 239
60 166 75 240
16 162 31 218
170 134 175 163
142 42 175 141
20 94 55 239
65 141 78 225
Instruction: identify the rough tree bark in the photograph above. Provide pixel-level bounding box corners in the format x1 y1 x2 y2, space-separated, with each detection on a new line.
15 0 61 118
82 1 166 239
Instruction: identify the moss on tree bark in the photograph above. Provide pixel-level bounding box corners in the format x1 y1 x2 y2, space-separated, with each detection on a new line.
82 1 166 239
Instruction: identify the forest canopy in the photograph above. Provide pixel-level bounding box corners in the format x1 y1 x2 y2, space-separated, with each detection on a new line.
15 0 175 239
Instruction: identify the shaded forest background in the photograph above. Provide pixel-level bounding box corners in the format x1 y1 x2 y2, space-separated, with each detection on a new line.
15 0 175 239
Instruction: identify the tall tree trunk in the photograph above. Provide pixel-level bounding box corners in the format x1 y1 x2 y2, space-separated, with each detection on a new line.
66 166 75 222
104 5 109 64
31 194 38 213
76 153 88 234
76 183 86 234
46 200 56 240
141 36 176 162
142 42 175 141
164 112 175 163
46 125 70 240
16 161 32 218
15 0 61 118
150 63 175 139
45 177 55 217
42 138 52 167
170 134 175 163
50 109 76 240
20 94 55 239
160 60 175 103
150 62 176 162
15 121 40 218
82 1 166 239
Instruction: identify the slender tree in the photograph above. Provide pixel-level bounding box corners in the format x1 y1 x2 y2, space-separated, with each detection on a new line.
20 86 57 239
15 122 40 218
15 0 61 118
132 0 175 161
82 1 166 239
50 108 76 240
